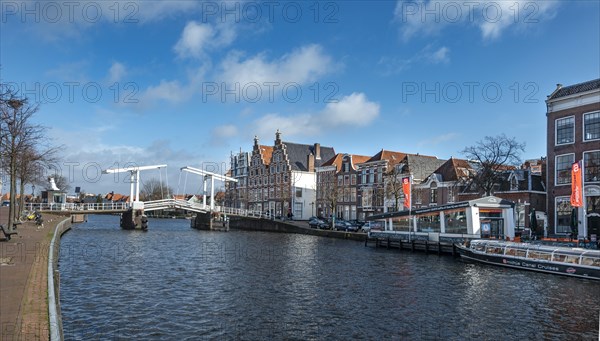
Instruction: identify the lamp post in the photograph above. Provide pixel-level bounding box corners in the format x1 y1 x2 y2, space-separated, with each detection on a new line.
310 202 314 217
32 185 35 203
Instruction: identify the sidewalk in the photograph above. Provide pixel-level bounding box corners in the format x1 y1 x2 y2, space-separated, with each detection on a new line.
1 208 63 341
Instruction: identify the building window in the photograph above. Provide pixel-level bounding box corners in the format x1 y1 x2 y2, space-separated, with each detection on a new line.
368 170 374 183
445 210 467 234
430 188 438 205
362 188 372 207
584 112 600 141
361 170 366 184
295 188 302 198
344 175 350 185
555 154 574 185
417 214 441 233
556 116 575 145
351 174 356 185
510 176 519 191
584 151 600 182
555 197 572 234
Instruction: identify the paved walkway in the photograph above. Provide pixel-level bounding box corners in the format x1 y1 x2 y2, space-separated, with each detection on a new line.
1 208 63 341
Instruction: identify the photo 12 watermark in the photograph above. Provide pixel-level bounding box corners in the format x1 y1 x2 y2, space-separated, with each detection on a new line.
400 81 539 104
3 81 139 105
1 1 139 24
198 1 339 24
399 1 542 25
200 81 339 104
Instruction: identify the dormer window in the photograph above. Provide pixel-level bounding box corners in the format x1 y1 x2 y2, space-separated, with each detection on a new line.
510 176 519 191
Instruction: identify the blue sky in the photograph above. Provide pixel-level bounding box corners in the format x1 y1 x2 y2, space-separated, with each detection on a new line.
1 0 599 195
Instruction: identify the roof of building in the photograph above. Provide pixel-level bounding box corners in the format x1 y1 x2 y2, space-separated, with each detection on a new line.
105 192 130 202
259 145 273 166
321 153 371 171
365 149 407 166
433 157 474 182
548 78 600 100
283 142 335 171
400 154 446 182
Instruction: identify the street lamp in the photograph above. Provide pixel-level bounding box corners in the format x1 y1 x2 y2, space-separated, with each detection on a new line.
310 202 314 217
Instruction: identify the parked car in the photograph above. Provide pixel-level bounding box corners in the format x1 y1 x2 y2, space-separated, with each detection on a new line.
334 220 358 232
348 220 365 228
361 221 383 233
308 217 328 229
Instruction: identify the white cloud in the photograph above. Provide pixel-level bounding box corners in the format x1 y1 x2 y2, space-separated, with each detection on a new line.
108 62 126 83
417 132 460 148
140 79 193 103
321 93 380 126
174 22 215 59
219 44 335 86
250 92 380 138
394 0 559 42
253 113 317 138
213 125 238 139
428 46 450 64
379 44 450 75
174 21 238 59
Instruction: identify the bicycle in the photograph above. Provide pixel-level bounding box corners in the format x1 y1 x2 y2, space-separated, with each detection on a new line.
18 210 43 225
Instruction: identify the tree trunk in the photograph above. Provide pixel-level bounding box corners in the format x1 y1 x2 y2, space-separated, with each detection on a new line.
8 156 17 230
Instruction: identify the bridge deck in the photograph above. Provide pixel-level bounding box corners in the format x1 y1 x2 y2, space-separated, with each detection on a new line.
24 200 265 218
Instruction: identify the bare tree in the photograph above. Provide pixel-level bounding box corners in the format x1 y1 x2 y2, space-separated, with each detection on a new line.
16 144 60 210
385 167 404 211
140 178 173 201
0 87 52 229
461 134 526 196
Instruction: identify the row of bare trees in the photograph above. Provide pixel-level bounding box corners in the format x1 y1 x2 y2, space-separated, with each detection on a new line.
1 85 61 230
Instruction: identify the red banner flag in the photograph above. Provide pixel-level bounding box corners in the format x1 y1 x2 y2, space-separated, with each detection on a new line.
402 177 411 209
571 161 583 207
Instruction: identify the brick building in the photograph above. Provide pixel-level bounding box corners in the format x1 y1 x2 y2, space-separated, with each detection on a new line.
546 79 600 238
356 150 442 221
315 153 370 220
247 131 335 219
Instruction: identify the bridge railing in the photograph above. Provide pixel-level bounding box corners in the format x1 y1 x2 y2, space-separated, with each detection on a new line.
25 202 130 212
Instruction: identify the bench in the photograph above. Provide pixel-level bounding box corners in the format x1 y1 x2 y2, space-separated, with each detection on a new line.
0 224 18 241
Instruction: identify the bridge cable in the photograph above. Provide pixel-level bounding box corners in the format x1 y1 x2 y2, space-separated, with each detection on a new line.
183 171 188 198
176 171 182 198
159 167 164 200
165 166 170 199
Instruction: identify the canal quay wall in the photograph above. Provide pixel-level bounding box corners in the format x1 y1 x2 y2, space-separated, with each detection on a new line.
191 213 365 242
48 216 72 341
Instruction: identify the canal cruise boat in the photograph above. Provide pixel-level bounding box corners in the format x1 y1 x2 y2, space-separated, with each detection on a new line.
455 240 600 280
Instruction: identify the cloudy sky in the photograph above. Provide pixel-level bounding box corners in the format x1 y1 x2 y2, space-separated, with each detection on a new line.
1 0 599 195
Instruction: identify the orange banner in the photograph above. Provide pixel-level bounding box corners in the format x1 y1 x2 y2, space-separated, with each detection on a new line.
571 161 583 207
402 177 411 209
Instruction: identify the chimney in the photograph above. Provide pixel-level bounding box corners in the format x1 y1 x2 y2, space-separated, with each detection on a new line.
307 153 315 172
314 143 321 160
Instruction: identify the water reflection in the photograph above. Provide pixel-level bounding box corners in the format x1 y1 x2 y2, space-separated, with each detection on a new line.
59 215 599 340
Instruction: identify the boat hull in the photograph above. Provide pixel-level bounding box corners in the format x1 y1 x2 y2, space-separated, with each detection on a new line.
455 244 600 280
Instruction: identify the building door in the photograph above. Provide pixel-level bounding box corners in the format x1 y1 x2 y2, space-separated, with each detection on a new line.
587 196 600 240
480 218 504 239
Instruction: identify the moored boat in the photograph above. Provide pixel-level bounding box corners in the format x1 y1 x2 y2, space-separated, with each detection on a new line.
455 240 600 280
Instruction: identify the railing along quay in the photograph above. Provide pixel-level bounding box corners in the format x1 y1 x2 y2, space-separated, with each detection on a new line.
365 232 481 256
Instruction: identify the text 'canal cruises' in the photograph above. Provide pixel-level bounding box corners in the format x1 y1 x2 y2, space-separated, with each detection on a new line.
455 240 600 280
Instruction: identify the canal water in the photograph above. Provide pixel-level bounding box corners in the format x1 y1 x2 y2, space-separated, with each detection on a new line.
59 215 599 340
